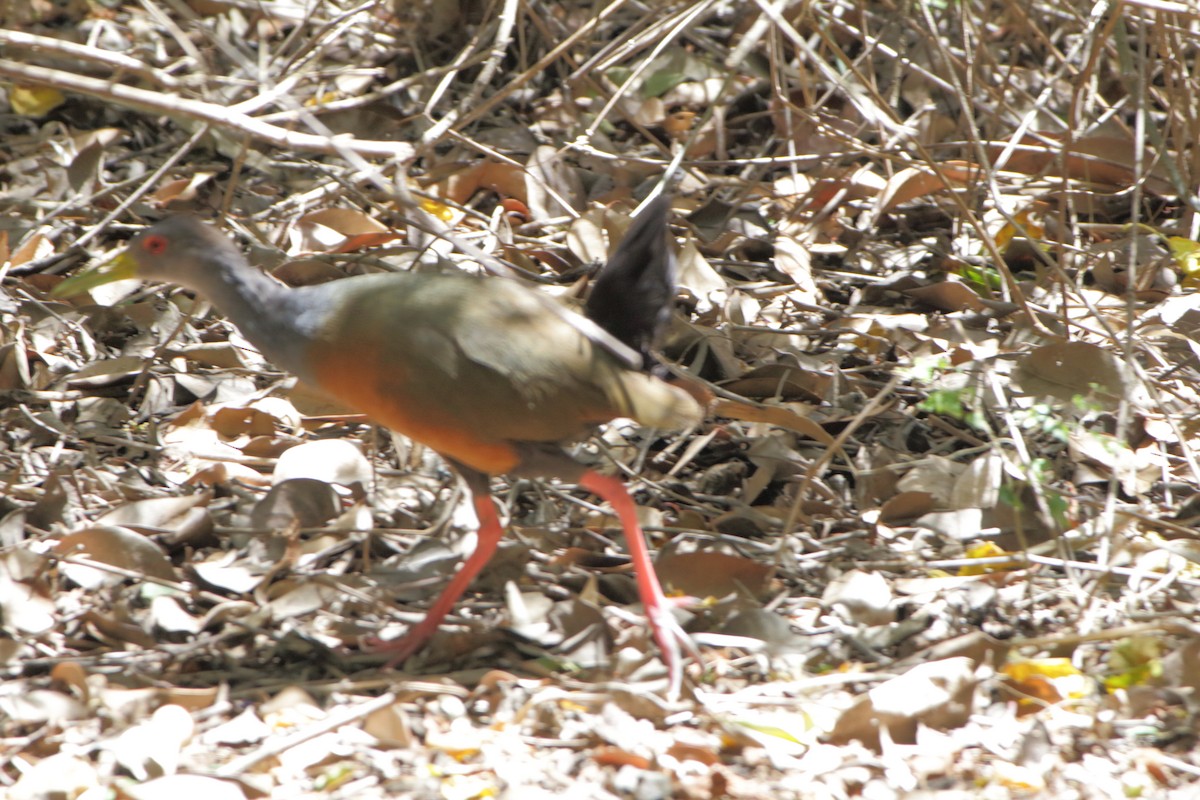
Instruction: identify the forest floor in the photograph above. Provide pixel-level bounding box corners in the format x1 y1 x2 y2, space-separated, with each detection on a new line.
2 1 1199 797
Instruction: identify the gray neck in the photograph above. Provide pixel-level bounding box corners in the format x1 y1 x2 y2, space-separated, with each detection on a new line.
185 259 319 383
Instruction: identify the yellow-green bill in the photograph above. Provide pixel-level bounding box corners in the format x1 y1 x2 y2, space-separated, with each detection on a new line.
51 251 139 298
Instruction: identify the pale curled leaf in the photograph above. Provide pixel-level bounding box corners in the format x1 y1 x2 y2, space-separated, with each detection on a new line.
120 774 247 800
110 704 194 780
95 494 211 530
829 657 977 747
0 566 56 633
8 753 99 800
822 569 894 626
272 439 372 490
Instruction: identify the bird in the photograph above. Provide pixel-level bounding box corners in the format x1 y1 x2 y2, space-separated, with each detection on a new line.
53 198 703 695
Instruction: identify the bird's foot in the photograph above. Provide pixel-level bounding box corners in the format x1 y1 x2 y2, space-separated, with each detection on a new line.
645 597 701 701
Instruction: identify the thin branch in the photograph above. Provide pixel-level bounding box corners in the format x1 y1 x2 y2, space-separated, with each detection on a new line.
0 59 415 162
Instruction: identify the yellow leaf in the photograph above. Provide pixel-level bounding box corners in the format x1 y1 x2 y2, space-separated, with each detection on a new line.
1002 657 1080 682
305 91 339 107
1167 236 1200 279
1003 658 1093 709
996 208 1044 251
10 84 65 117
1103 636 1163 691
420 196 456 221
959 541 1019 576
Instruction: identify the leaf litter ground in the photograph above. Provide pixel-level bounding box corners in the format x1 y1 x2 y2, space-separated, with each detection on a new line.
1 1 1199 797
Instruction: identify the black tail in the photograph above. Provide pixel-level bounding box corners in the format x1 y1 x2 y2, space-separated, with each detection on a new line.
584 196 676 367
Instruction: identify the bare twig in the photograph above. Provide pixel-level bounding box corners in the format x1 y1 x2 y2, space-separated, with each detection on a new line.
0 59 415 162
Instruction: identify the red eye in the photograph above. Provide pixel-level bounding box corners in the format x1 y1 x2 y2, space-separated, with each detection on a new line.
142 234 169 255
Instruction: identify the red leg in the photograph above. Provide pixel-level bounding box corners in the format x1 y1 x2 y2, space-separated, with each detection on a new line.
579 470 694 699
379 492 505 668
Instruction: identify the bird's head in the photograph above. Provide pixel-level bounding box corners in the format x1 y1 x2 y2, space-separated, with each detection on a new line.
53 217 238 297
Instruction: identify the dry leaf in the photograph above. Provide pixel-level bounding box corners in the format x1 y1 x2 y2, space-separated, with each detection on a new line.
54 526 177 588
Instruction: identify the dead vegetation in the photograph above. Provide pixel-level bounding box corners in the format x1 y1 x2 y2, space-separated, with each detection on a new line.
2 0 1200 797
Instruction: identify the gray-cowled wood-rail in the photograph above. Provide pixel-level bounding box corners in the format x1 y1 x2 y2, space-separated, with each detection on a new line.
54 197 702 695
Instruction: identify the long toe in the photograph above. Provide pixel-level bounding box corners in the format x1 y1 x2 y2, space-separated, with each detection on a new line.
645 597 700 701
